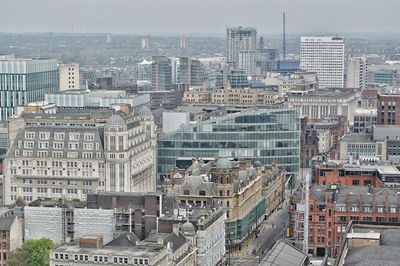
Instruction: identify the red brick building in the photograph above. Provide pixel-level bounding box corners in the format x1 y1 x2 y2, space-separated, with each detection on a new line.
377 91 400 125
289 185 400 258
313 162 388 188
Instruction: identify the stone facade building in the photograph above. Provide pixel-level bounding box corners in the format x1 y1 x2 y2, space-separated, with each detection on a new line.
163 158 265 251
4 104 156 204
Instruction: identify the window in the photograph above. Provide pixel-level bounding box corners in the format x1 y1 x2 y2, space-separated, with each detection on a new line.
363 206 372 213
376 217 385 222
37 179 47 185
350 206 359 212
25 132 35 139
377 207 384 213
24 141 34 149
54 133 64 140
39 132 50 140
83 181 92 186
363 216 372 221
67 180 78 186
199 190 206 196
390 207 397 214
389 217 398 223
183 190 190 195
53 142 64 149
352 180 360 185
84 133 95 141
319 216 325 222
38 142 49 149
338 216 346 223
69 133 80 141
68 142 79 150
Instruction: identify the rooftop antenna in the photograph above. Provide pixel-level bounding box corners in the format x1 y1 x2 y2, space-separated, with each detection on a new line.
283 12 286 60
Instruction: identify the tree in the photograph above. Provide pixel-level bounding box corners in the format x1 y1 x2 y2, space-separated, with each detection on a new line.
7 238 56 266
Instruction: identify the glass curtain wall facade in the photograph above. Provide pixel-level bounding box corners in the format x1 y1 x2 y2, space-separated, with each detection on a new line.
0 58 58 121
158 108 300 176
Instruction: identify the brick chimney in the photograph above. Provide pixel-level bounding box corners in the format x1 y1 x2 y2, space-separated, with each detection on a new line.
359 195 363 212
347 194 350 212
325 191 328 203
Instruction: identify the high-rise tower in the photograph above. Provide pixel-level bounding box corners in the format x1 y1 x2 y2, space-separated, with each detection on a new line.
300 36 345 89
226 26 257 68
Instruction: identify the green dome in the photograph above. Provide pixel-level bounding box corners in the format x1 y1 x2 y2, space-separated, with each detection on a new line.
216 158 231 169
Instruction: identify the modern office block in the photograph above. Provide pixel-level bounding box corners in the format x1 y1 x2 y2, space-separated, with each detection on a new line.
151 56 172 91
300 36 345 89
157 109 300 177
0 57 58 121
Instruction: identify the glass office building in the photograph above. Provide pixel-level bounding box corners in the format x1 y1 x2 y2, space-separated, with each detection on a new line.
0 57 59 121
158 108 300 177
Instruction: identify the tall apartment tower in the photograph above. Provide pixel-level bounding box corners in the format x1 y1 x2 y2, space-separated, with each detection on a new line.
59 63 79 91
151 56 172 91
0 56 59 121
300 36 345 89
346 56 367 89
226 26 257 68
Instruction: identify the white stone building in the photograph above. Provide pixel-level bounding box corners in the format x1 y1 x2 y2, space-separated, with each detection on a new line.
4 104 156 205
59 63 80 91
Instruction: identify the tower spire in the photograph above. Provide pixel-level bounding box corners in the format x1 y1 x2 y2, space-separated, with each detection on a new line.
283 12 286 60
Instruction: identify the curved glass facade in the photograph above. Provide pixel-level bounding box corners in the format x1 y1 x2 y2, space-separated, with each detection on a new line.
157 108 300 176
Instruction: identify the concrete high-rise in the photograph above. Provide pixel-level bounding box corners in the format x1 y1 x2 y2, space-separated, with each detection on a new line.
151 56 172 91
59 63 79 91
300 36 345 89
346 56 367 89
0 56 59 121
226 26 257 67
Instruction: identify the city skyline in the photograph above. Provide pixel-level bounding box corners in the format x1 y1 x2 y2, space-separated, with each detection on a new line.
1 0 400 34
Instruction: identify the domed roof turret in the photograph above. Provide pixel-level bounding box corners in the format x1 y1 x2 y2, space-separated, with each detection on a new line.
182 221 195 235
162 177 172 186
254 161 262 168
216 158 231 169
137 106 152 116
106 115 125 126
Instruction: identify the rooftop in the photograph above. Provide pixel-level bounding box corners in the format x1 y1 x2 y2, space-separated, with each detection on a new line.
260 240 308 266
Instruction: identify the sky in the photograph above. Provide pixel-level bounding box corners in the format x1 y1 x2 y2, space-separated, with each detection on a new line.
1 0 399 35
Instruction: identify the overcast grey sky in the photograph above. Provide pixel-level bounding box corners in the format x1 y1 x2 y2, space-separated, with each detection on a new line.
1 0 399 35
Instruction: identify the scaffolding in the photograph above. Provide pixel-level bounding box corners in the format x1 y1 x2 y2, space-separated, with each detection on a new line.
294 173 309 254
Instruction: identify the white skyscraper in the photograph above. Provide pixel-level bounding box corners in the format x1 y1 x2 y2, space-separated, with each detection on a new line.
226 26 257 68
346 56 367 89
300 36 345 89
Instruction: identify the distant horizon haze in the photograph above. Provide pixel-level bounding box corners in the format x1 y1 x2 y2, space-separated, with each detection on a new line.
1 0 399 35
